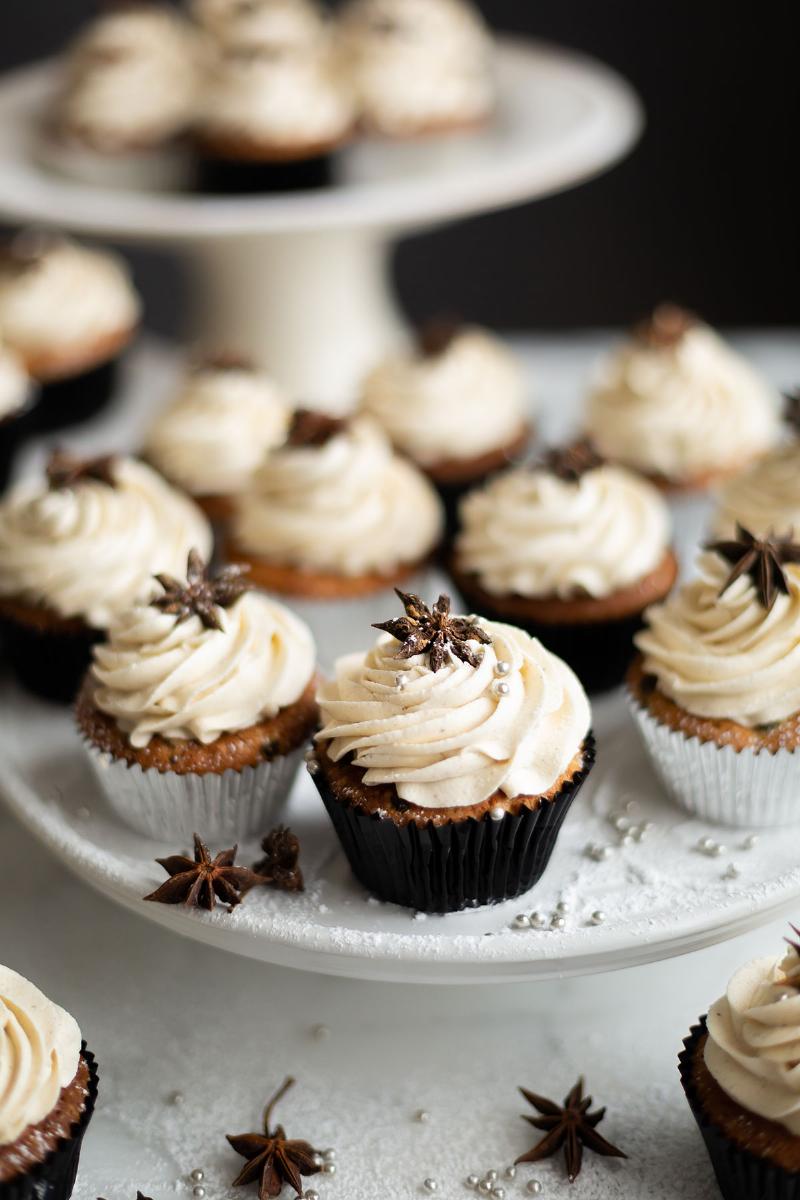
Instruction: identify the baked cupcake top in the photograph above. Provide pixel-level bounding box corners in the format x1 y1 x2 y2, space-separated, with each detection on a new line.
635 529 800 726
0 965 82 1147
0 234 140 362
586 306 779 481
456 441 672 600
144 356 290 498
192 0 329 48
56 4 202 149
316 592 591 809
339 0 495 137
704 934 800 1135
233 413 443 576
360 325 527 466
89 552 315 747
0 339 31 423
0 453 212 628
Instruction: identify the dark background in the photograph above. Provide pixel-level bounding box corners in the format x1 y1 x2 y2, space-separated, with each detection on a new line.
1 1 798 336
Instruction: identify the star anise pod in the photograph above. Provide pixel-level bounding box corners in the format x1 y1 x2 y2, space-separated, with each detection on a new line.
516 1077 627 1184
253 827 304 893
195 350 255 374
152 549 251 632
540 439 604 483
144 833 263 913
227 1077 321 1199
0 228 57 274
373 590 491 672
706 523 800 612
286 409 349 448
634 302 696 348
418 316 461 358
46 449 118 490
784 389 800 437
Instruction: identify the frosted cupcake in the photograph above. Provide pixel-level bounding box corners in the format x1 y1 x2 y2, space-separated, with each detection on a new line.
628 527 800 826
309 591 593 911
41 4 202 192
0 339 36 493
586 305 780 490
0 232 140 430
0 964 98 1200
712 394 800 539
452 442 678 693
76 551 318 841
339 0 495 138
143 354 290 522
680 931 800 1200
0 452 212 703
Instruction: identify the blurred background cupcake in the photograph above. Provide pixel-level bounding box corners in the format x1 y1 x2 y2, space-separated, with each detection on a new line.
711 390 800 538
0 335 36 493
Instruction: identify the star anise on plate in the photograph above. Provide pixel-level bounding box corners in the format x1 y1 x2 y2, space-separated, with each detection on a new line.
286 409 349 448
46 449 118 490
152 549 251 632
253 827 304 893
418 316 461 358
373 590 491 672
227 1077 321 1199
144 833 263 913
539 439 604 483
634 302 696 348
784 389 800 436
706 523 800 612
515 1077 627 1184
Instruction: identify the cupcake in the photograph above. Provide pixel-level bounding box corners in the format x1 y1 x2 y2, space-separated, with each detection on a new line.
0 338 36 494
40 4 202 192
452 441 678 693
712 393 800 539
0 964 98 1200
339 0 495 139
0 232 140 431
585 305 780 491
0 452 212 703
680 931 800 1200
76 550 318 841
308 590 594 912
628 527 800 827
143 354 290 523
360 322 530 522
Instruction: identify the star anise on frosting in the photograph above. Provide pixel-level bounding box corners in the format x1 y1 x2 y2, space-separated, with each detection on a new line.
634 302 696 348
0 228 58 274
46 449 118 491
418 316 461 358
152 550 251 632
784 389 800 437
706 523 800 613
373 590 491 672
195 350 255 373
253 826 304 893
286 409 349 448
540 439 604 483
144 834 264 913
515 1078 627 1184
227 1077 321 1199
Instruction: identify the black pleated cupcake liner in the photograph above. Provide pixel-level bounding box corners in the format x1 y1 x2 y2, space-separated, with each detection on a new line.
679 1020 800 1200
31 358 119 433
310 734 595 912
0 1043 99 1200
0 393 39 494
195 153 334 195
0 613 102 703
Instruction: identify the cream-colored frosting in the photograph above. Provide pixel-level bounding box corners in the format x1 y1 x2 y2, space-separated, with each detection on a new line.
0 341 31 422
705 946 800 1135
456 463 671 600
90 589 315 747
635 550 800 726
0 238 140 358
316 617 590 809
361 328 527 466
58 6 202 148
0 965 82 1147
586 324 780 481
713 443 800 539
339 0 495 136
0 457 212 628
234 417 443 575
192 0 328 49
144 363 290 498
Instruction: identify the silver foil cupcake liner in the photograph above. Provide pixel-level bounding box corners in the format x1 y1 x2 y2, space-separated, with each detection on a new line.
628 696 800 827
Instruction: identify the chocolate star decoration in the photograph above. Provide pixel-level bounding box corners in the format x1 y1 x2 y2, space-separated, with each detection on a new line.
373 590 491 672
634 302 696 348
540 439 604 483
152 550 251 632
516 1078 627 1184
227 1077 321 1199
784 389 800 437
253 827 304 893
144 833 263 913
46 449 118 491
286 409 349 448
706 523 800 613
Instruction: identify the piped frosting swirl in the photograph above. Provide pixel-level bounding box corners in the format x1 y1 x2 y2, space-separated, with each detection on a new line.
713 443 800 539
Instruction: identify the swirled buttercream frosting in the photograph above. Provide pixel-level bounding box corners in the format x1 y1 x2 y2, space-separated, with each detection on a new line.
0 965 82 1147
456 463 671 600
0 458 212 628
713 443 800 539
316 617 591 808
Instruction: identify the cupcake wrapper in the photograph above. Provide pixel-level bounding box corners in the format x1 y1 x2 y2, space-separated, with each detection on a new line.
82 738 307 841
0 616 102 704
195 153 333 195
0 1044 99 1200
628 697 800 827
310 735 595 913
32 358 119 433
679 1020 800 1200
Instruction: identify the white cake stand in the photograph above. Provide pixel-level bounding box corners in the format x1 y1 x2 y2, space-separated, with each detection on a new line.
0 39 642 405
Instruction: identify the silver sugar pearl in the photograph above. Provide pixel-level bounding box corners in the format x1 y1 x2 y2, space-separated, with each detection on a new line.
489 805 505 822
414 1110 429 1123
526 1183 543 1197
529 912 547 929
396 673 409 690
612 815 630 832
631 825 646 842
423 1180 438 1193
723 863 740 880
619 832 633 846
743 834 759 850
513 914 531 929
494 660 511 677
190 1170 205 1183
698 836 714 851
710 843 726 858
492 1189 505 1199
170 1091 185 1106
312 1154 324 1168
306 758 320 776
305 1191 320 1200
551 915 566 931
478 1182 492 1194
494 681 510 697
590 910 605 925
503 1167 516 1181
192 1189 205 1198
486 1171 498 1183
465 1175 480 1190
556 900 570 914
323 1150 336 1161
322 1162 336 1176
